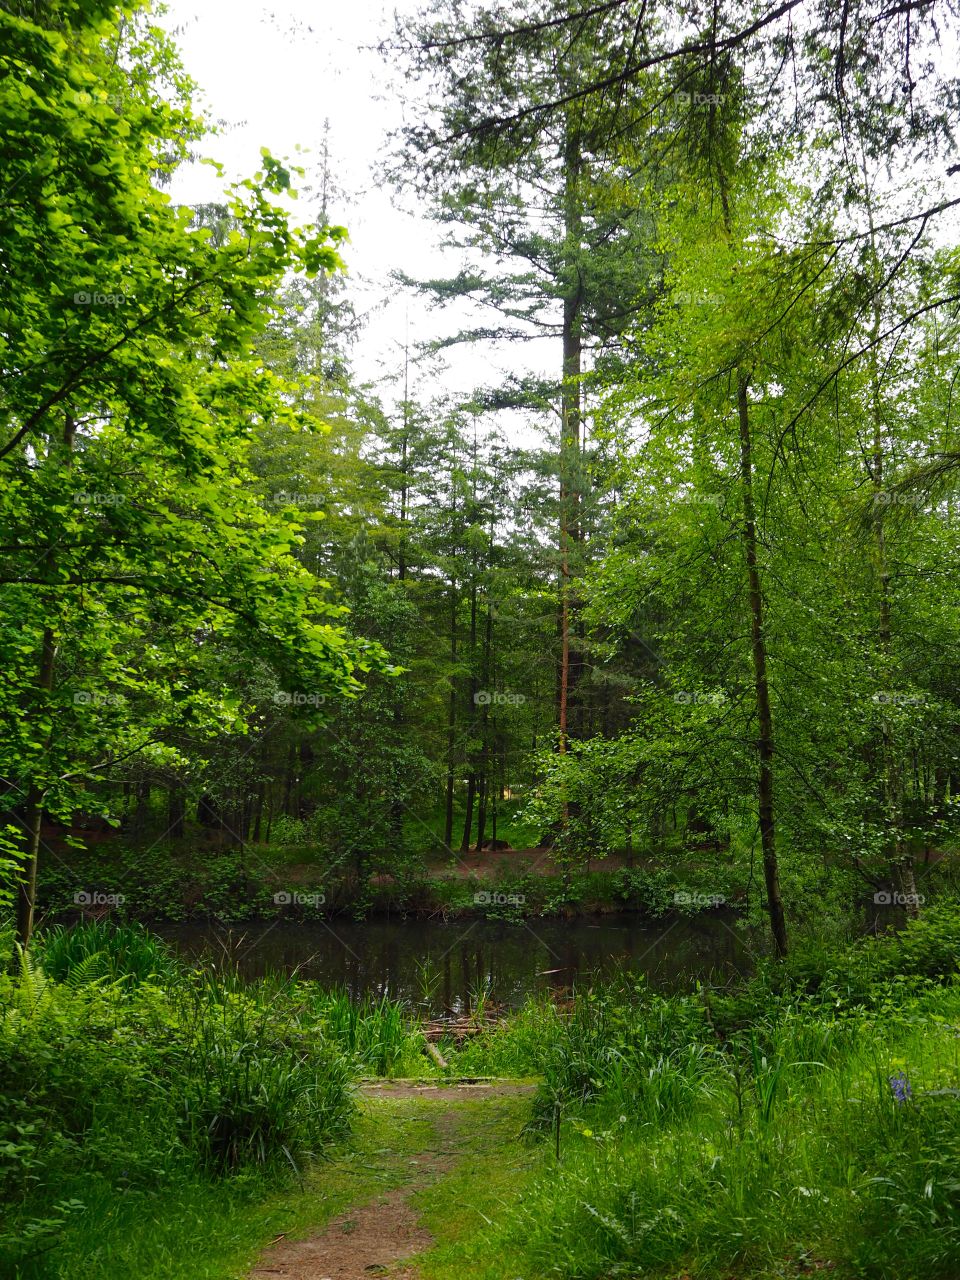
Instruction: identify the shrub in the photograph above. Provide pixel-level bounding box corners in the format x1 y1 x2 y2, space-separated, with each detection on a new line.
36 920 178 988
0 938 355 1270
173 986 352 1172
527 982 715 1129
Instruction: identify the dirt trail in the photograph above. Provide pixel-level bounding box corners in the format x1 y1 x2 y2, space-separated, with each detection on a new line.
248 1081 534 1280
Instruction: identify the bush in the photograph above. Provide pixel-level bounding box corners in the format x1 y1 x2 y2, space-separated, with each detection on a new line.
0 938 355 1271
523 981 714 1129
173 983 352 1172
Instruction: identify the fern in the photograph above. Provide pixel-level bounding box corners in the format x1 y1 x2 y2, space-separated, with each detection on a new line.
64 950 112 990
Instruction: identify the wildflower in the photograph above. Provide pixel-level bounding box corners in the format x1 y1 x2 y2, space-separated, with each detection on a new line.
888 1071 913 1104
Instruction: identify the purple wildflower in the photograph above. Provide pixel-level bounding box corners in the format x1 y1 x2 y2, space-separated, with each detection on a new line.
888 1071 913 1104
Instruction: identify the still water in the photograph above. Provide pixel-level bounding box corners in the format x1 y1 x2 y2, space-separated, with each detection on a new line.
161 911 752 1014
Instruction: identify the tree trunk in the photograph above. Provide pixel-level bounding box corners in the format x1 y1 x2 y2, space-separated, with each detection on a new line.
15 413 76 953
862 182 919 917
132 780 151 837
15 783 49 952
737 373 788 958
444 585 458 850
241 790 254 842
475 773 488 851
282 743 296 817
491 760 499 845
444 441 462 853
252 782 264 843
461 493 479 853
167 786 186 839
460 773 476 853
398 339 410 580
558 111 584 750
474 594 493 849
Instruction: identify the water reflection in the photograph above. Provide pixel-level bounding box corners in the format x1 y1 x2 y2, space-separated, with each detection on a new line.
161 911 753 1014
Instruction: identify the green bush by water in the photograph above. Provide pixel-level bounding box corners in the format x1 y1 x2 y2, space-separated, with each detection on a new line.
35 919 177 988
0 923 422 1275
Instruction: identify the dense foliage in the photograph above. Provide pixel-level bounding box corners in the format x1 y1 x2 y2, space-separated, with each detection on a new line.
2 0 960 1276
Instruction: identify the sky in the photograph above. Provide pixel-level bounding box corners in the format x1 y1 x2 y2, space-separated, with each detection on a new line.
160 0 555 421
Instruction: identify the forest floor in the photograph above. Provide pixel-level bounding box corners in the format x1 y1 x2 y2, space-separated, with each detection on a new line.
247 1081 537 1280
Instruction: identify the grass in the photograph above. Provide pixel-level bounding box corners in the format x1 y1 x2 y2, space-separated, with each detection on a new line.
36 918 178 987
423 904 960 1279
14 1096 431 1280
304 987 424 1076
456 988 960 1280
5 905 960 1278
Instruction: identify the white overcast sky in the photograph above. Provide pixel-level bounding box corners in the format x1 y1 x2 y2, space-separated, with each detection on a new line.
160 0 555 423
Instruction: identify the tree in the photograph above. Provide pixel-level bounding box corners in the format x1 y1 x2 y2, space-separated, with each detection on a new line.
0 1 388 950
389 0 662 746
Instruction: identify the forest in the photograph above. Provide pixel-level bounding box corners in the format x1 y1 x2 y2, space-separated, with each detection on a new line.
2 0 960 1277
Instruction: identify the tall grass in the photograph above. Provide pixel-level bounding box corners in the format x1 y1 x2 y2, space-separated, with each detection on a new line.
308 988 413 1075
173 976 353 1172
466 990 960 1279
176 963 420 1076
434 903 960 1279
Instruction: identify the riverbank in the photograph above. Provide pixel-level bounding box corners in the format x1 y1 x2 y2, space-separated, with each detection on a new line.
32 826 959 934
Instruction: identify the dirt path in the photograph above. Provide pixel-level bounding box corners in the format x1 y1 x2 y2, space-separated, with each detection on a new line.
248 1082 535 1280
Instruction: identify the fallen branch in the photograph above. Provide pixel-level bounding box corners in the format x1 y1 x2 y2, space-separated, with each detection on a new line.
423 1038 449 1070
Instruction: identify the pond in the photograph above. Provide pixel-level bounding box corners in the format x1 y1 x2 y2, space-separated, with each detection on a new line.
161 910 753 1014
